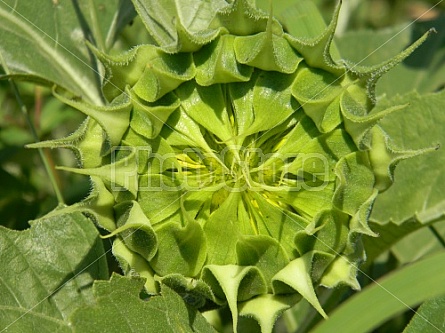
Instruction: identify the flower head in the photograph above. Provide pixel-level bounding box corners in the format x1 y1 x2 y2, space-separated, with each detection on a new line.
40 1 432 331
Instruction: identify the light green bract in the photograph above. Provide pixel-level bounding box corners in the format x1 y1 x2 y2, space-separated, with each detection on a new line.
32 1 432 332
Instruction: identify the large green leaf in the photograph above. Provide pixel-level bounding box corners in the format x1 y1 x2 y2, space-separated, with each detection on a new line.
310 251 445 333
363 91 445 270
70 273 216 333
0 211 108 332
403 295 445 333
390 219 445 264
363 218 445 266
371 90 445 225
0 0 135 104
335 18 445 96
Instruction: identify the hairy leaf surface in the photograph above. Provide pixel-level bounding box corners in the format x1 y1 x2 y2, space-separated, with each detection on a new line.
371 91 445 225
0 212 108 332
70 274 216 333
0 0 135 103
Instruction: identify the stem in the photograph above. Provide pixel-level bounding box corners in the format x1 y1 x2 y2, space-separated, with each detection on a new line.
87 0 106 52
0 52 65 205
429 225 445 248
282 308 298 333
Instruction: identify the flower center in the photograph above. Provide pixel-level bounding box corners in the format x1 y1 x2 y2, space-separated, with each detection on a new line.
140 79 340 229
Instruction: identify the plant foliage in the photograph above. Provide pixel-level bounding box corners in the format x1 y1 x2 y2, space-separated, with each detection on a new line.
0 1 444 332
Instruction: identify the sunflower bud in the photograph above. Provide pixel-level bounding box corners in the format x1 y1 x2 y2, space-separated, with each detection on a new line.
39 1 432 332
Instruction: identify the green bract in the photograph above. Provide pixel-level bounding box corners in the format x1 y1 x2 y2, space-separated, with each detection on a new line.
32 1 432 332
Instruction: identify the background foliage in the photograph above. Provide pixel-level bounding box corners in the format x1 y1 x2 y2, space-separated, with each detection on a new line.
0 0 444 332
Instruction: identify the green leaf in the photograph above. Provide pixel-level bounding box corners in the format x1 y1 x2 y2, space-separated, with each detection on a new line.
91 0 136 51
335 19 445 96
0 211 108 332
362 219 435 265
68 0 136 52
390 219 445 265
371 91 445 225
70 274 216 333
256 0 327 39
403 295 445 333
131 0 226 52
310 251 445 333
0 0 132 103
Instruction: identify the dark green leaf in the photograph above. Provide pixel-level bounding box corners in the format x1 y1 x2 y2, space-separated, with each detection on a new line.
363 219 436 265
371 91 445 225
310 251 445 333
335 18 445 96
70 274 216 333
0 211 108 332
0 0 133 103
390 219 445 264
404 295 445 333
